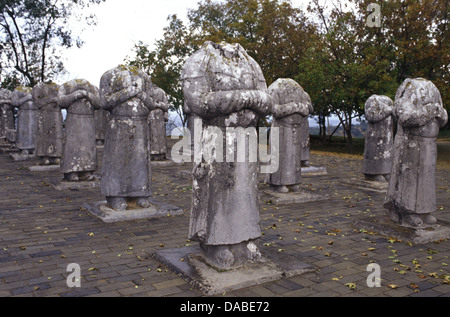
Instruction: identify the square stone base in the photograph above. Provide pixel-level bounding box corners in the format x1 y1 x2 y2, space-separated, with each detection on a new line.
28 164 61 172
340 178 388 193
301 166 328 176
45 178 100 191
263 189 329 205
10 152 37 161
82 200 184 223
151 159 183 167
153 245 314 296
352 215 450 245
0 146 19 154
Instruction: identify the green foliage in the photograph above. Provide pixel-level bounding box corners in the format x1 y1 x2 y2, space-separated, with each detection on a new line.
126 0 449 146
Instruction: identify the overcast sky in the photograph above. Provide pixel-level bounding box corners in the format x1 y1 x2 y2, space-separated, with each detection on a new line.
62 0 310 86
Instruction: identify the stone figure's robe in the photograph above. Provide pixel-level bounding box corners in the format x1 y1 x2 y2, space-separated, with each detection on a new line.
148 85 169 160
384 78 448 217
13 87 38 152
99 65 156 198
32 83 63 159
94 109 109 144
58 79 100 175
268 78 312 186
0 89 15 139
363 95 395 177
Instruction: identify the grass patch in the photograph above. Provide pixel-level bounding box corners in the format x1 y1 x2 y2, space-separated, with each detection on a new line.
311 132 450 170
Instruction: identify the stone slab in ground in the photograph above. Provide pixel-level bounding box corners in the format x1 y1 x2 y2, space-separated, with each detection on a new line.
82 199 184 223
352 214 450 245
263 189 329 205
28 164 60 172
340 178 388 193
45 178 100 191
153 245 315 296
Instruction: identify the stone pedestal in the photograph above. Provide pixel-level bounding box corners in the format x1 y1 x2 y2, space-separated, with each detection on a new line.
340 177 388 193
301 166 327 176
352 215 450 245
45 177 100 191
263 188 328 205
153 245 314 296
28 164 60 172
10 152 37 162
82 199 183 223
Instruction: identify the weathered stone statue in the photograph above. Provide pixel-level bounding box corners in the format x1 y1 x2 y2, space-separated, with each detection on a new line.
181 41 272 269
99 65 156 211
12 86 38 154
384 78 448 227
0 88 15 140
299 94 314 167
183 102 199 154
363 95 395 182
58 79 100 182
148 84 169 161
32 82 63 165
267 78 312 193
94 109 109 145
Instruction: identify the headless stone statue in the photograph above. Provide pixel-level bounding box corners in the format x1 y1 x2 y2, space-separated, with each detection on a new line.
0 88 15 140
182 41 272 269
384 78 448 227
299 95 314 167
363 95 395 182
267 78 312 193
12 86 38 154
32 82 63 165
99 65 156 211
58 79 100 182
94 109 109 146
148 85 169 161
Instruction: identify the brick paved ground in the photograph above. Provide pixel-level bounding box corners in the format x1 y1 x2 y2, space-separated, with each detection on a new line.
0 141 449 298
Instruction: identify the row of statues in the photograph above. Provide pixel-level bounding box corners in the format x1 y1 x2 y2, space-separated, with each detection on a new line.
181 42 448 268
0 75 170 181
0 41 447 271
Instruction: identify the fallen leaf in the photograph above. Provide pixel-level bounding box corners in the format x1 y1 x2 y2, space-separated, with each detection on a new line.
345 283 357 290
387 284 398 289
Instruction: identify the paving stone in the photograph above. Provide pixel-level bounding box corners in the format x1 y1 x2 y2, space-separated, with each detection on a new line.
0 140 448 298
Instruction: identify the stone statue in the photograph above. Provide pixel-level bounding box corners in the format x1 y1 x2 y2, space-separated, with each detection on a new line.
94 109 109 145
99 65 156 211
58 79 100 182
183 102 199 154
181 41 272 269
32 82 63 165
363 95 395 182
0 88 15 140
148 85 169 161
384 78 448 227
299 93 314 167
267 78 313 193
12 86 38 154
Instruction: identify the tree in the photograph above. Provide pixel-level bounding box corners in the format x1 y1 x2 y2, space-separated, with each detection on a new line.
0 0 104 87
126 0 313 127
351 0 449 124
188 0 313 85
126 15 195 127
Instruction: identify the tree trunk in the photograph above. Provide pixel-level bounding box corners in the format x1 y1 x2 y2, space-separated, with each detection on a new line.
345 114 353 153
